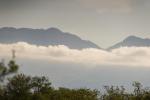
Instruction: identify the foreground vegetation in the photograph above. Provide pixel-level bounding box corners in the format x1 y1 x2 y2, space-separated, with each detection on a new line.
0 60 150 100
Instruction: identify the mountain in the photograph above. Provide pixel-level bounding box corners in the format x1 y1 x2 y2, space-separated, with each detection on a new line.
108 35 150 50
0 27 100 49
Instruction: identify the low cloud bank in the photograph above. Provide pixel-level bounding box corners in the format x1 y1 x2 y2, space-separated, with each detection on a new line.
0 42 150 67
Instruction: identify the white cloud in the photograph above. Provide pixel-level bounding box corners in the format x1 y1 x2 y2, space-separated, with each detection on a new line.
0 42 150 67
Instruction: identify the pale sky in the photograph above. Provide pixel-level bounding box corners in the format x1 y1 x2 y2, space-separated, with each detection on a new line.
0 0 150 48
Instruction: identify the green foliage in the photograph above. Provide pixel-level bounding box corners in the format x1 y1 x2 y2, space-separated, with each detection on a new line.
6 74 31 100
1 60 150 100
50 87 99 100
0 73 99 100
8 60 18 73
0 60 18 81
31 76 52 94
102 86 126 100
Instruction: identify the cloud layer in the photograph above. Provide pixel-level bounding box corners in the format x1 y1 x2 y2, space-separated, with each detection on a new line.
0 42 150 67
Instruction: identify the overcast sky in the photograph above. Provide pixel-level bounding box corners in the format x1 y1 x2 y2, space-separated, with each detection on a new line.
0 0 150 48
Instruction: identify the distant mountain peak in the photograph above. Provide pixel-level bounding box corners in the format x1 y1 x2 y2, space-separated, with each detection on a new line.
123 35 142 42
108 35 150 50
46 27 62 33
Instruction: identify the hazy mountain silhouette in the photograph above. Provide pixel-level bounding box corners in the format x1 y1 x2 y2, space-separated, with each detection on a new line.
0 27 100 49
108 35 150 50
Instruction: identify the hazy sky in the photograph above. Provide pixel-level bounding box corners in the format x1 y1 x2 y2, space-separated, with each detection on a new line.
0 0 150 48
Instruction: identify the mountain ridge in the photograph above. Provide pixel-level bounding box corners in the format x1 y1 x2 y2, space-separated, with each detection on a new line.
0 27 100 49
108 35 150 50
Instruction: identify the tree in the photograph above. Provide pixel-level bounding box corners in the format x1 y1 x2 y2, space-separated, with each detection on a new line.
132 81 143 96
0 60 18 81
31 76 53 100
103 85 127 100
31 76 52 94
6 74 31 100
